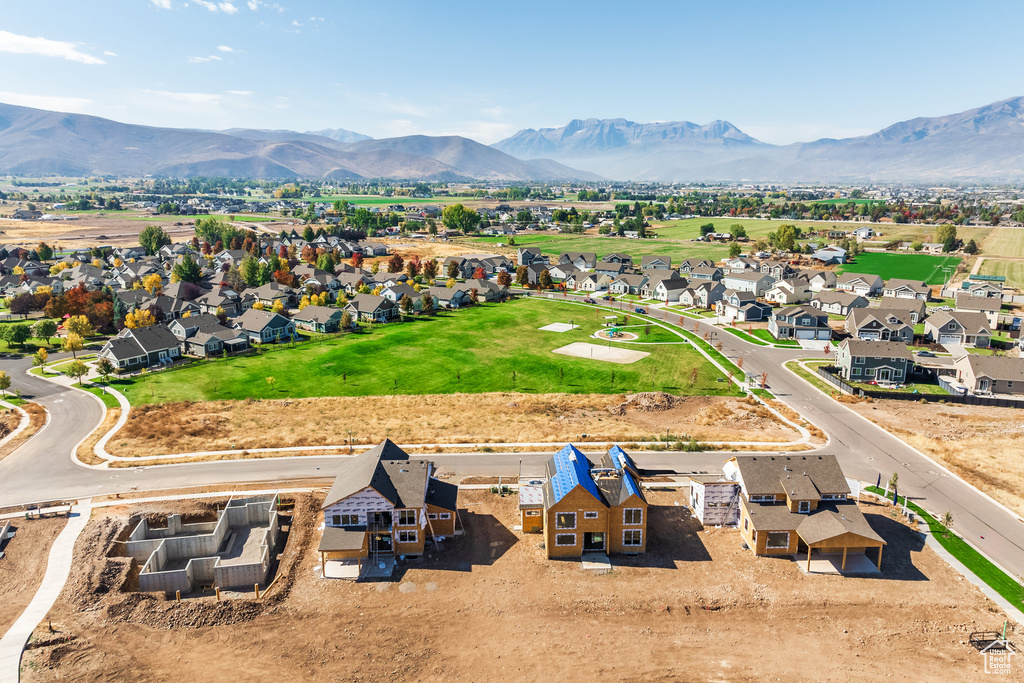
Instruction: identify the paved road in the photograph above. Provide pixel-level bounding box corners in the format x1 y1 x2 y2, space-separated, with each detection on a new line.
1 298 1022 583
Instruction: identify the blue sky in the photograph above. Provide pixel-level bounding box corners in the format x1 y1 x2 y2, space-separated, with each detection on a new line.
2 0 1023 145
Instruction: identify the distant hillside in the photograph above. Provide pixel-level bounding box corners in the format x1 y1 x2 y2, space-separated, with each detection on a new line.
306 127 373 144
0 103 595 181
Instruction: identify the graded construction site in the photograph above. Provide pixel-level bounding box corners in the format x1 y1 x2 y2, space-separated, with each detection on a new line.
16 489 1018 682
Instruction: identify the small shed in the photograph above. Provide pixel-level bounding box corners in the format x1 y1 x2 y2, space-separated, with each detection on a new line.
518 479 544 533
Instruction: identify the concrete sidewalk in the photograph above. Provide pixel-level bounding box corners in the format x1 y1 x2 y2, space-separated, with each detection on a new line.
0 500 91 682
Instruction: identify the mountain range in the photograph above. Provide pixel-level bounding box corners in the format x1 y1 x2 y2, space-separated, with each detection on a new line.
2 97 1024 182
493 97 1024 183
0 103 597 182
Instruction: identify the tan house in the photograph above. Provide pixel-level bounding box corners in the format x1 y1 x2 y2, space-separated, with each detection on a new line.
537 445 648 558
318 440 458 578
953 354 1024 395
725 454 885 572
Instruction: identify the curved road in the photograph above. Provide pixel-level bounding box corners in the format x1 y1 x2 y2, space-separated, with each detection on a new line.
0 299 1022 584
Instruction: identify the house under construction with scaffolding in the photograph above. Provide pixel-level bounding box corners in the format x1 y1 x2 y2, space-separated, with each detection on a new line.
318 439 460 579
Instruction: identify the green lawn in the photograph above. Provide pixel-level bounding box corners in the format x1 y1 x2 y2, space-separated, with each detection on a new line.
979 259 1024 288
119 299 740 404
747 328 801 347
722 327 768 346
838 252 961 285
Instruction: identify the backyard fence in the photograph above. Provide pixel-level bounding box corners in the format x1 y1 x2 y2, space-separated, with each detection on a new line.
815 365 1024 409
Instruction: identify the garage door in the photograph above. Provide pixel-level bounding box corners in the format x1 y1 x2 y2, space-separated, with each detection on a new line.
796 330 816 339
939 334 961 344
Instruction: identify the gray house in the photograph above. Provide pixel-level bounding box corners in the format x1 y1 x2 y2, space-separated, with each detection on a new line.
98 325 182 370
953 354 1024 395
293 305 345 333
845 308 915 344
924 311 991 347
810 291 868 316
233 309 297 343
768 305 831 340
835 339 913 385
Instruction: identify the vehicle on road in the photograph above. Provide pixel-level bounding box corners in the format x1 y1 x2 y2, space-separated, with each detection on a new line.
635 307 646 313
915 350 936 357
583 297 596 304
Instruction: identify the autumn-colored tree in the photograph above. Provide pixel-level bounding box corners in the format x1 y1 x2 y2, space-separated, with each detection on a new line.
96 357 114 383
538 270 552 289
370 260 381 275
32 347 48 367
340 310 353 330
473 267 486 280
62 332 84 359
0 371 12 397
351 252 364 268
272 300 285 314
252 301 266 311
422 258 438 281
420 293 434 315
405 260 420 278
298 295 311 310
399 294 414 317
515 265 529 287
388 254 404 274
446 259 460 280
124 309 156 329
142 273 163 295
497 271 512 287
65 314 95 338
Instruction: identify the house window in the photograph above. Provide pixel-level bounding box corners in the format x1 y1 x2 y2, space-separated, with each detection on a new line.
749 494 774 502
852 368 861 376
854 356 864 364
583 511 599 520
798 501 810 513
623 530 642 546
427 513 438 520
947 322 955 330
439 513 451 520
822 494 847 501
398 510 417 526
766 532 790 549
555 533 577 547
332 514 340 526
340 514 359 526
623 508 643 525
397 530 418 544
555 512 576 529
864 368 875 377
743 517 749 532
524 510 540 517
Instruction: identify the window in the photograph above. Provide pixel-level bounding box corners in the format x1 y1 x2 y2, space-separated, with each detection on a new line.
331 514 340 526
822 493 847 501
555 533 576 547
398 510 417 526
439 512 451 520
397 530 417 544
766 532 790 549
743 517 749 531
524 510 540 517
749 494 774 502
584 511 599 520
854 356 864 364
340 514 358 526
798 501 810 513
427 513 438 520
864 368 875 377
623 508 643 525
852 368 861 376
555 512 576 529
623 530 642 546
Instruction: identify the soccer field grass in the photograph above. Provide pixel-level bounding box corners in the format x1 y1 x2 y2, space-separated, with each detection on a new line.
119 298 739 404
979 259 1024 287
838 252 961 284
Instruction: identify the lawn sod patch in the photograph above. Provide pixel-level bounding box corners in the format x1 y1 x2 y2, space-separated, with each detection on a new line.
838 252 961 285
119 298 742 404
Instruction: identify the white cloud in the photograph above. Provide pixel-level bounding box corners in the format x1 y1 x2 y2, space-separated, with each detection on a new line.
103 50 118 57
247 0 258 8
247 0 284 11
291 19 302 26
308 16 324 22
193 0 239 13
0 91 93 112
216 45 234 52
141 89 224 106
187 54 223 63
150 0 172 8
0 30 106 65
227 90 254 96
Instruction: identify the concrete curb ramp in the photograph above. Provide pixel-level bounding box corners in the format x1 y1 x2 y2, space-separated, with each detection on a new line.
0 501 91 683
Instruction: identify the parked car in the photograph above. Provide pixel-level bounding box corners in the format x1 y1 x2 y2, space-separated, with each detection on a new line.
915 350 935 357
582 297 596 304
634 307 645 314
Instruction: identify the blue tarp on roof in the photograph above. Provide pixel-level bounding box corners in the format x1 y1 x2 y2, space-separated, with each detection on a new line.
548 444 601 504
608 446 642 500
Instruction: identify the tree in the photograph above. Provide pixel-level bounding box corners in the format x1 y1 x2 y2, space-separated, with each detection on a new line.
32 347 48 367
65 315 95 338
138 225 171 255
240 256 261 287
62 332 84 359
0 371 10 397
472 267 486 280
728 241 742 258
351 252 364 268
497 270 512 287
124 308 156 329
370 259 381 275
422 258 438 281
32 319 58 344
888 472 899 492
65 360 89 386
37 242 53 261
446 259 460 280
941 510 954 530
441 203 480 234
142 273 163 295
172 255 202 283
272 300 285 314
266 376 277 391
935 224 957 247
964 239 979 255
303 225 315 242
96 357 114 383
399 294 414 317
316 252 336 273
538 269 552 289
700 223 715 237
387 254 405 274
8 294 32 318
252 301 266 311
420 292 434 315
910 241 924 252
3 323 31 348
515 265 529 287
340 310 353 330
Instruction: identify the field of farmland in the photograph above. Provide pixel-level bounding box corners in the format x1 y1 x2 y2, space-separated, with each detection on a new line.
838 252 961 284
981 226 1024 258
979 259 1024 288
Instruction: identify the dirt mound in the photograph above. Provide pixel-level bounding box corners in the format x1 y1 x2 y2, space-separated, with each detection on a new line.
61 517 134 610
611 392 686 414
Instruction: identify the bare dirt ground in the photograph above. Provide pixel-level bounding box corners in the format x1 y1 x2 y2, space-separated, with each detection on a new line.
0 217 195 250
0 517 67 635
848 398 1024 517
0 403 47 462
106 393 802 458
19 490 1020 682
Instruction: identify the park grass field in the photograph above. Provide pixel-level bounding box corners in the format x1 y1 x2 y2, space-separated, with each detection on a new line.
979 259 1024 287
118 298 738 405
463 234 733 262
838 252 961 284
647 217 891 242
980 228 1024 259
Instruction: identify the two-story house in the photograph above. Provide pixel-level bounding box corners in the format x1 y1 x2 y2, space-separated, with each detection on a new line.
768 305 831 341
836 272 883 297
952 354 1024 395
809 290 868 317
716 289 773 322
844 308 915 343
924 311 991 347
835 339 914 384
722 271 774 297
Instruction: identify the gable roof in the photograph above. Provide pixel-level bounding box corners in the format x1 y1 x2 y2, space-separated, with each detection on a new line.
734 454 851 497
321 439 425 509
796 503 885 545
543 444 602 506
839 339 912 359
956 354 1024 382
927 310 991 333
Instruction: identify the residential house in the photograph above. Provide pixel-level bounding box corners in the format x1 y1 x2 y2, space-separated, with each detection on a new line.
594 260 629 277
381 283 419 305
758 260 794 281
98 325 182 370
727 454 885 571
458 278 506 302
603 253 633 267
517 246 548 266
639 271 683 299
883 278 931 301
844 308 915 343
195 286 245 317
810 246 847 265
651 278 688 303
607 273 647 296
809 291 868 317
769 306 831 340
876 297 927 324
688 266 723 282
955 297 1001 328
539 445 648 558
319 440 458 576
233 308 297 343
952 354 1024 395
722 271 774 297
558 252 597 270
957 280 1003 299
678 258 714 273
836 273 883 297
167 314 249 357
426 286 467 309
764 279 812 305
573 273 612 293
679 281 726 309
805 270 837 292
716 289 773 322
293 305 345 333
924 311 991 347
835 339 914 384
640 255 672 271
345 294 399 322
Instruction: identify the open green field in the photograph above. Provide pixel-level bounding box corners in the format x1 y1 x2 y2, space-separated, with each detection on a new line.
119 298 739 404
463 234 733 262
647 217 891 242
838 252 961 285
981 228 1024 259
810 198 885 206
296 195 445 206
979 259 1024 287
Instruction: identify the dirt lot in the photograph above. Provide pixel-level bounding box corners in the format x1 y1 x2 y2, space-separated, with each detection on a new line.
19 490 1020 682
0 517 67 635
849 398 1024 517
107 393 802 458
0 403 47 462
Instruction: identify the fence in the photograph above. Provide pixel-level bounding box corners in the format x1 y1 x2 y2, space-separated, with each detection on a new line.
815 365 1024 409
